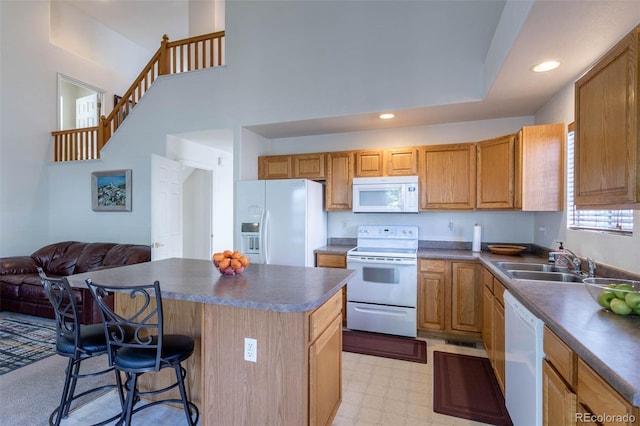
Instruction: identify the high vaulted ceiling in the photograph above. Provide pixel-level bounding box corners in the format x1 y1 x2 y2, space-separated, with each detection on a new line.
58 0 640 139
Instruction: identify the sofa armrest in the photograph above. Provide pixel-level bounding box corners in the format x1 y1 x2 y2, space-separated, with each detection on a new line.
0 256 39 275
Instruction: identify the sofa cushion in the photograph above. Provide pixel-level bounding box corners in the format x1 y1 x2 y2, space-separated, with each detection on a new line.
0 256 39 275
31 241 86 276
74 243 116 273
103 244 151 266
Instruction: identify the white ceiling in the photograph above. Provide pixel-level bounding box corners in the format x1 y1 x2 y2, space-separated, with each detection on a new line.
61 0 640 139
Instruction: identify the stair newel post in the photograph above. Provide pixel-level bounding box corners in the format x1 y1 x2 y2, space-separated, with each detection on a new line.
97 115 108 154
159 34 170 76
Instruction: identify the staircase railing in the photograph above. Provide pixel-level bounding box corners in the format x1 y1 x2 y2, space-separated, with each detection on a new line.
51 31 225 162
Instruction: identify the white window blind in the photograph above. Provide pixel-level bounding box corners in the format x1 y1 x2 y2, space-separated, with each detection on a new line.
567 125 633 234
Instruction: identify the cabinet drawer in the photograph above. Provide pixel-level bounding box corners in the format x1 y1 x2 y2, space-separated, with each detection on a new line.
493 278 506 306
309 290 343 342
316 253 347 268
544 326 577 388
420 259 446 273
482 267 494 293
577 358 636 425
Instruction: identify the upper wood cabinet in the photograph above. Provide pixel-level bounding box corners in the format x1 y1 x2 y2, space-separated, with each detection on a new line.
259 155 292 179
325 151 354 210
259 153 326 180
354 148 419 177
477 134 515 209
575 24 640 208
515 123 565 211
354 150 384 177
476 124 564 211
420 144 476 210
293 153 325 180
387 147 419 176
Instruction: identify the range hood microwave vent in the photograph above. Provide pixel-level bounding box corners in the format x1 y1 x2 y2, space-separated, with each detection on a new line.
352 176 419 213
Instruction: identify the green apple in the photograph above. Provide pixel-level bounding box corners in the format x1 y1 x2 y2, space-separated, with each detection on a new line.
633 307 640 316
613 284 635 299
624 291 640 310
610 298 633 315
597 291 616 309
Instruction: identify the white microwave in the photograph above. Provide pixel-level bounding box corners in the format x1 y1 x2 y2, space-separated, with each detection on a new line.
352 176 419 213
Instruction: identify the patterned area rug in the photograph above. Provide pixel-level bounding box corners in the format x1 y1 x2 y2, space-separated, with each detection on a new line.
0 317 57 375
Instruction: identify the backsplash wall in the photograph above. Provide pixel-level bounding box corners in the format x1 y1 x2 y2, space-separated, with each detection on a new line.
327 210 535 246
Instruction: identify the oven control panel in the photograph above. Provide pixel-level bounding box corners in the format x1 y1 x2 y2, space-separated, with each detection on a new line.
356 225 418 239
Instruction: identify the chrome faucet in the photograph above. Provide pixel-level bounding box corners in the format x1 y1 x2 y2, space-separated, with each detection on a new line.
587 257 596 278
549 248 582 275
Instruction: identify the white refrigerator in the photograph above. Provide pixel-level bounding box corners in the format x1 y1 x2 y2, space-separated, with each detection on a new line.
235 179 327 267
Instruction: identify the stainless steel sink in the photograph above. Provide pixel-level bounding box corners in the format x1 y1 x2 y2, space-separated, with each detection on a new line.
494 261 563 272
505 270 584 283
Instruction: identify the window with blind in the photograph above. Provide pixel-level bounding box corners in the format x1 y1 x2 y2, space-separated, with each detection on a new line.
567 123 633 234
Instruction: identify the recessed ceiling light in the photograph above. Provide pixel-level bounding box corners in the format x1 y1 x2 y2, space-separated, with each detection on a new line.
379 113 395 119
531 60 560 73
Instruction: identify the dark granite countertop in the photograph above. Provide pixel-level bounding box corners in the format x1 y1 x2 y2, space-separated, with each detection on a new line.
315 244 640 406
68 258 355 313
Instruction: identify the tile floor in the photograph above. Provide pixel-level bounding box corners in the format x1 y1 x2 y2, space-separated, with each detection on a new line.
333 336 492 426
59 336 494 425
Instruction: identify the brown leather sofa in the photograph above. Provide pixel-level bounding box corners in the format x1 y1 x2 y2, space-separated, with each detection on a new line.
0 241 151 324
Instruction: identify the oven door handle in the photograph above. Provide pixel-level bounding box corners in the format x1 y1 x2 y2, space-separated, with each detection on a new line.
347 257 416 266
353 306 409 316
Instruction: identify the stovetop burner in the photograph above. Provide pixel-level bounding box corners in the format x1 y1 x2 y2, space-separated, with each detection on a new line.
348 225 419 259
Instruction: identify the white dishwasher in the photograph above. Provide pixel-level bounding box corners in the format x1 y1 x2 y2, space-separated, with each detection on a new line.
504 290 544 426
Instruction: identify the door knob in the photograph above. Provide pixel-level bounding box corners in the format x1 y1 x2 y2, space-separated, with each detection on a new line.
152 242 165 248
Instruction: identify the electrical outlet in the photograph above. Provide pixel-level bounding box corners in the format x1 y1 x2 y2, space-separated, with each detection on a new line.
244 337 257 362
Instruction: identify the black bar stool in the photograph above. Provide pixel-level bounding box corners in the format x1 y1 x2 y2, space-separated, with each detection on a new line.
86 279 199 425
38 268 125 426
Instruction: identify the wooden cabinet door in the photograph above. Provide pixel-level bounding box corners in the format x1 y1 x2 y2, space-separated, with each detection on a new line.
482 284 494 361
326 152 353 210
418 260 447 331
450 262 482 333
577 358 638 426
543 360 577 426
420 144 476 210
493 279 506 395
516 124 565 211
477 134 515 209
387 147 418 176
309 314 342 426
575 25 640 208
354 150 384 177
258 155 292 179
293 153 325 180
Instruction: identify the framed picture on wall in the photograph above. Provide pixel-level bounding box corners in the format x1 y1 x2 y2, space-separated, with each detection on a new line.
91 169 132 211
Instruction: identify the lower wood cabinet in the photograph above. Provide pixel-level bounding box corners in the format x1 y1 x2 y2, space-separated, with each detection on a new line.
418 259 481 339
309 307 342 426
543 359 577 426
543 325 639 426
481 267 506 394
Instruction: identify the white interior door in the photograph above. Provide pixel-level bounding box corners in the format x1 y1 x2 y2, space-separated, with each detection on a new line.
75 93 98 127
151 154 183 260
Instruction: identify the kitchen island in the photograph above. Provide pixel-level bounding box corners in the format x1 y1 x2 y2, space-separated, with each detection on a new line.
68 258 355 426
